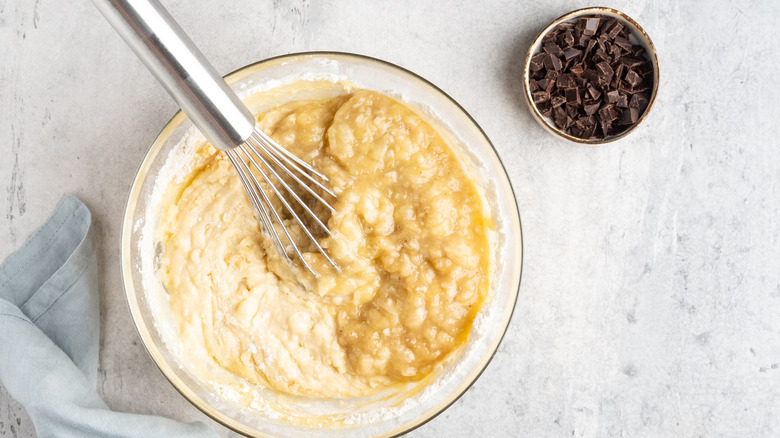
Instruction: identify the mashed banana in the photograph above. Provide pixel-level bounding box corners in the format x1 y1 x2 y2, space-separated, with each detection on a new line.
159 87 491 398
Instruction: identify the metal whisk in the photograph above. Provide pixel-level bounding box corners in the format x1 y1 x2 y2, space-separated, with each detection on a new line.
92 0 338 276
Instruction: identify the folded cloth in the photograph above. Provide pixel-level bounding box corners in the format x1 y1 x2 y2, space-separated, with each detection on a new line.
0 196 218 438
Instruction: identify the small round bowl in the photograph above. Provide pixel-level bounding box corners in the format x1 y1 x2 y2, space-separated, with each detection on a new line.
121 53 523 437
523 7 660 144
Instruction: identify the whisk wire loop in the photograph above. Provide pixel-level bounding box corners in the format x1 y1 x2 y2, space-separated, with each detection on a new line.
227 128 340 277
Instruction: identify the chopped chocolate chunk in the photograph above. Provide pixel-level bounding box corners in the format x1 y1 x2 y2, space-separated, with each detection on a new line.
596 61 614 82
598 104 619 122
606 20 623 39
554 111 569 130
617 93 629 108
556 74 570 88
606 90 620 104
557 73 577 89
570 63 584 76
635 61 653 77
543 42 565 57
611 45 623 63
584 38 597 58
613 36 633 51
620 56 644 69
596 34 609 52
618 107 640 124
563 47 582 61
537 101 553 117
537 78 552 93
563 30 575 47
625 70 642 88
544 53 563 71
583 17 600 36
614 64 626 81
629 93 649 111
593 48 610 64
632 81 651 93
583 101 601 115
529 53 546 72
565 88 581 106
583 68 600 83
587 83 601 100
551 95 566 108
600 121 612 137
558 21 575 30
532 90 551 103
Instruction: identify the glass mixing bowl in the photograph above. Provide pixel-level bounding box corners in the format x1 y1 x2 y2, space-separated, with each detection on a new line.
121 52 523 437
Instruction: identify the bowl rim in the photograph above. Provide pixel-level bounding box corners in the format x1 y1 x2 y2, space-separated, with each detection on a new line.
522 7 660 145
120 51 524 437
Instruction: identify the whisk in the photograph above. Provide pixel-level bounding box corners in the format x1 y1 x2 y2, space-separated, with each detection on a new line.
91 0 339 276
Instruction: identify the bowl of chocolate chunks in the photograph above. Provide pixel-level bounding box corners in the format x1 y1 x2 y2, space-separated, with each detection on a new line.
523 7 659 144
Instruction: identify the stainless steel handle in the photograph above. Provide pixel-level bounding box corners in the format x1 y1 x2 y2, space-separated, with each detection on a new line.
91 0 254 151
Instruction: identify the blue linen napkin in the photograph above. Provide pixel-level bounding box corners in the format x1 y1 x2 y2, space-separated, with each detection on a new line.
0 196 218 438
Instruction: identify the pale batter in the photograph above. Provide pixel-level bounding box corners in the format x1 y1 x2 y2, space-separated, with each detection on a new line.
159 86 491 398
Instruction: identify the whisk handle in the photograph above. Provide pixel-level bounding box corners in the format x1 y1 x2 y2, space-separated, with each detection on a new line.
91 0 255 151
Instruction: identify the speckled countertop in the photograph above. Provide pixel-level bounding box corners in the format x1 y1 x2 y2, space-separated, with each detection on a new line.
1 0 779 437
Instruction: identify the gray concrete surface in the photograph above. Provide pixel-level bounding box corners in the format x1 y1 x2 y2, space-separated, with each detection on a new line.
1 0 779 436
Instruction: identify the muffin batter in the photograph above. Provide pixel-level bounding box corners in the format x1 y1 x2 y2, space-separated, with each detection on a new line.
159 86 491 398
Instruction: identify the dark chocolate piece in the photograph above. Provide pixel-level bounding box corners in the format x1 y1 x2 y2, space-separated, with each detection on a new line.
543 42 565 57
596 34 609 52
618 107 640 124
620 56 644 69
617 93 629 108
596 61 614 82
611 45 623 63
583 101 601 115
598 104 619 122
532 91 551 103
583 17 600 36
584 38 597 58
537 101 553 117
565 88 581 106
554 111 569 130
587 83 601 100
629 93 649 111
563 30 575 47
635 61 653 77
625 70 642 88
557 73 577 89
600 119 612 136
606 20 623 39
614 64 625 82
563 47 582 61
544 54 563 71
606 90 620 104
529 53 546 72
542 31 557 44
613 36 633 51
551 95 566 108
